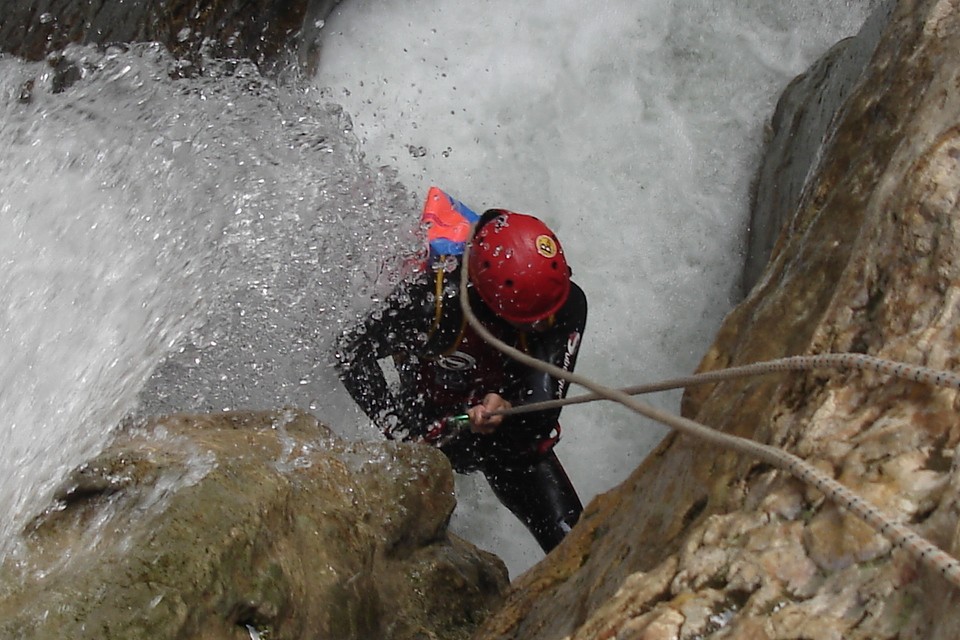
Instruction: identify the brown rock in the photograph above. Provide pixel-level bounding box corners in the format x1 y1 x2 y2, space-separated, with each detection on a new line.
0 410 507 639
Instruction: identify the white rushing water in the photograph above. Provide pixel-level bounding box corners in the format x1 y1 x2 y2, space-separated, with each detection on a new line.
0 0 879 579
315 0 881 575
0 43 415 562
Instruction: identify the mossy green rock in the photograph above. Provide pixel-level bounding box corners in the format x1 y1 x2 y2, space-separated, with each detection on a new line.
0 410 507 639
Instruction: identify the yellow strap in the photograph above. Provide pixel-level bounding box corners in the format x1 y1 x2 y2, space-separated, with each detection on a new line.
426 257 469 355
425 257 469 357
442 316 469 357
432 264 445 326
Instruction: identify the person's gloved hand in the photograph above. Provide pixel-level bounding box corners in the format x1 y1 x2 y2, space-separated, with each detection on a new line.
467 393 511 434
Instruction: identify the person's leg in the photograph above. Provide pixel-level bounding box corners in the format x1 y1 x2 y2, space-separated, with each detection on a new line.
483 450 583 552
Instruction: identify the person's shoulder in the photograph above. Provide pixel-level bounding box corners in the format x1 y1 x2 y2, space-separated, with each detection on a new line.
549 281 586 329
569 281 586 303
393 268 439 307
566 281 587 313
402 266 437 290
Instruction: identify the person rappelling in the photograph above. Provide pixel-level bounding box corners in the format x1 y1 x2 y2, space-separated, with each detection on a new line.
335 186 587 552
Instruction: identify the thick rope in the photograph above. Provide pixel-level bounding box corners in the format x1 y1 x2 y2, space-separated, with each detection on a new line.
495 353 960 416
458 244 960 590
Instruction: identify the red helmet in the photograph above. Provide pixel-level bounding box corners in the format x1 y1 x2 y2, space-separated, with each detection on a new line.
468 210 571 324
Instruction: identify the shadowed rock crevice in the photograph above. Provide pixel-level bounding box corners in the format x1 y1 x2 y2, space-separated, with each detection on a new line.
0 0 342 74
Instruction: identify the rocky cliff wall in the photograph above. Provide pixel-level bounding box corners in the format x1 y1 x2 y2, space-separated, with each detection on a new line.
474 0 960 638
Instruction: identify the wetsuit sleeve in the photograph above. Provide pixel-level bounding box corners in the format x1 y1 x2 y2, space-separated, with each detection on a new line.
503 282 587 439
334 273 435 431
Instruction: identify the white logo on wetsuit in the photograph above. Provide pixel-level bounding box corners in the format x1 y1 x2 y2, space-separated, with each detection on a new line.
437 351 477 371
557 332 581 397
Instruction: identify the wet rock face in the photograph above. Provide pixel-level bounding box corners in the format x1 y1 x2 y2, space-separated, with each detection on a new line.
0 0 341 72
0 410 507 639
474 0 960 638
741 0 896 296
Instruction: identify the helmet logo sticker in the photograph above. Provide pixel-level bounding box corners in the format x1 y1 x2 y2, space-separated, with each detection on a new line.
535 235 558 258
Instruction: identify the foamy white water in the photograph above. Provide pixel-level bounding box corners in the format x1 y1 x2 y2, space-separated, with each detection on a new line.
0 43 414 561
316 0 882 576
0 46 222 555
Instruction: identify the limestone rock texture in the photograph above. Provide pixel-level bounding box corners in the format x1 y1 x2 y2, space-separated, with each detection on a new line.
0 410 507 640
473 1 960 639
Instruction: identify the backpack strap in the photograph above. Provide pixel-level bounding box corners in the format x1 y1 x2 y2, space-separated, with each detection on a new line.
423 257 468 357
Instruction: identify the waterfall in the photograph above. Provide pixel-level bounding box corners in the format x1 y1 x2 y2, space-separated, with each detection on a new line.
0 43 414 561
0 0 881 578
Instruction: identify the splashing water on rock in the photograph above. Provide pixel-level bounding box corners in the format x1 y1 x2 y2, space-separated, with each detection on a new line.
0 42 416 560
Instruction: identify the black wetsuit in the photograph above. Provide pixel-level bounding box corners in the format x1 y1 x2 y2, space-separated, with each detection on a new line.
335 256 587 552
